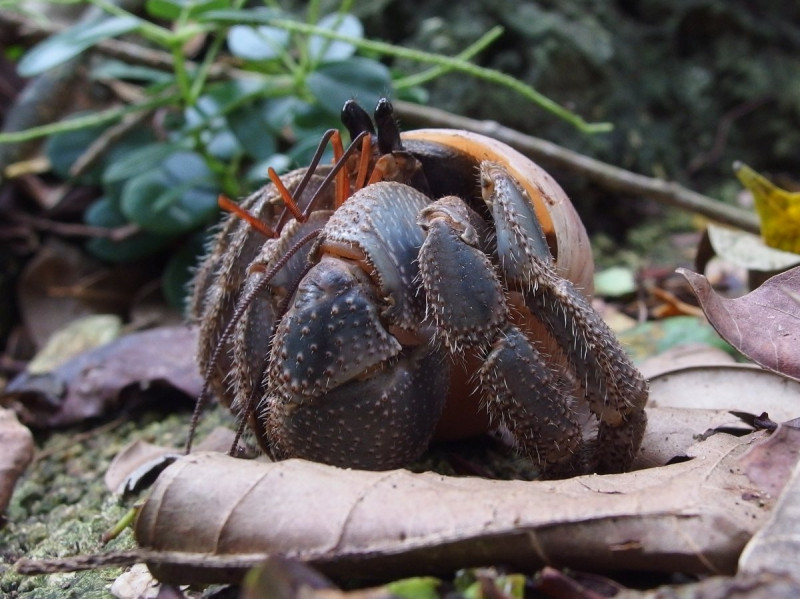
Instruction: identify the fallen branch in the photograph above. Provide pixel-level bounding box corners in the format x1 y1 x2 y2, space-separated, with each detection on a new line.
394 101 760 234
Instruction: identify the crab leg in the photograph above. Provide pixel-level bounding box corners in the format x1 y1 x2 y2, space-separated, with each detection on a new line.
479 161 648 472
417 197 583 473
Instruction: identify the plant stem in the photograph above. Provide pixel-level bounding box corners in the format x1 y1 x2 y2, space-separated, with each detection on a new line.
394 26 504 90
171 45 193 102
0 93 178 144
88 0 175 47
268 18 612 134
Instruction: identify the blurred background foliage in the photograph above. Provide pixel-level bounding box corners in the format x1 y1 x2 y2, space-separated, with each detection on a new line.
0 0 799 355
351 0 800 236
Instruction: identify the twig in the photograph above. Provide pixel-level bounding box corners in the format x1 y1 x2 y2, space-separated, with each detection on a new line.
70 109 152 177
394 100 761 234
11 212 141 240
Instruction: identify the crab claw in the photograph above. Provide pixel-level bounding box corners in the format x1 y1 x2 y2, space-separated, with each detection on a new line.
265 256 449 469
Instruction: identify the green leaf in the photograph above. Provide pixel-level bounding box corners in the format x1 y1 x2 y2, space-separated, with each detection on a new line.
385 577 441 599
262 96 310 130
120 151 219 235
308 13 363 64
227 25 290 61
227 102 278 160
306 57 392 116
45 115 154 185
594 266 636 297
85 197 173 262
162 230 207 310
91 59 174 85
18 16 141 76
206 129 241 160
45 119 108 183
103 143 182 185
145 0 231 21
245 153 290 186
185 78 266 128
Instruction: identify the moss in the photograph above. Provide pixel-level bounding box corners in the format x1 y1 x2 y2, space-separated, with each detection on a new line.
0 405 230 598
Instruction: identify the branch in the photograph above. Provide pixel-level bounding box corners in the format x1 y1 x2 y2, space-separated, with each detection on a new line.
394 101 760 234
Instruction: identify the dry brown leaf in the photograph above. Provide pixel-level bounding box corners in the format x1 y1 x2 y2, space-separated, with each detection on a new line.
134 428 800 585
1 326 200 428
647 363 800 419
638 344 737 379
679 267 800 381
17 238 154 348
739 425 800 576
105 428 238 494
632 406 750 470
0 407 34 516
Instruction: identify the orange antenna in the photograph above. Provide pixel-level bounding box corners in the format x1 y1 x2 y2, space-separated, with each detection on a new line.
268 167 304 222
353 133 372 192
331 130 349 208
218 195 277 238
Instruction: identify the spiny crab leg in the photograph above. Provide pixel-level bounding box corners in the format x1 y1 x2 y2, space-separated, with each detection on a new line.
416 197 583 472
479 161 648 472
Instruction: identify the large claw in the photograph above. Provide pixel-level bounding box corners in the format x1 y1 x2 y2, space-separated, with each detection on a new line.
266 256 448 469
267 343 449 470
480 161 648 472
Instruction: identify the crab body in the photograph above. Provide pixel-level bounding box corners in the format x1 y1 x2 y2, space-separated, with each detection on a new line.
191 102 647 475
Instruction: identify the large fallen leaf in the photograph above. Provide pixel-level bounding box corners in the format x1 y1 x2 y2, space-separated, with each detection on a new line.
0 407 34 516
1 326 200 428
678 267 800 381
647 363 800 418
133 428 800 585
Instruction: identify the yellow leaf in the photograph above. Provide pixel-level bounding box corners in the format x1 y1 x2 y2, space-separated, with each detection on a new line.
734 161 800 254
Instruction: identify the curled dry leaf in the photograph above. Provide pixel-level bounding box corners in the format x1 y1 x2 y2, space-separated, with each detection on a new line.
647 363 800 420
105 428 238 495
134 428 800 586
678 267 800 381
739 425 800 576
0 407 34 516
1 326 201 428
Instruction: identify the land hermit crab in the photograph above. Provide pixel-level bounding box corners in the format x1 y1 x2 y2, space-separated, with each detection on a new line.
190 99 647 475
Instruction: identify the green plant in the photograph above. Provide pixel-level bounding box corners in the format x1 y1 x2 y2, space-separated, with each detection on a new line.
0 0 611 308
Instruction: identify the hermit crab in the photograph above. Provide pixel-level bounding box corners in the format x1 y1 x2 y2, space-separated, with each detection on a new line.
190 99 647 475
